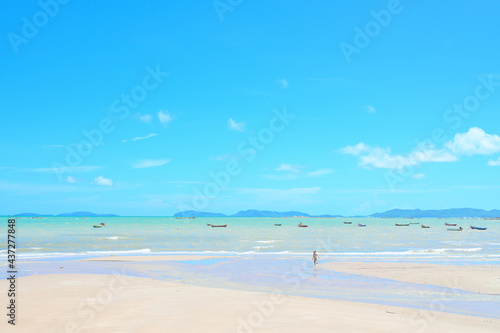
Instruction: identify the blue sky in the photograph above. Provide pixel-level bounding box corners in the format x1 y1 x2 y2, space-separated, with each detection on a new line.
1 0 500 216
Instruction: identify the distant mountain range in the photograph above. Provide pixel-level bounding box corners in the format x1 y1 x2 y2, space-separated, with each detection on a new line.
12 211 119 217
9 208 500 218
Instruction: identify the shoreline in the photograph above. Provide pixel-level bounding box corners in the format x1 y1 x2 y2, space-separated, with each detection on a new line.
1 273 499 332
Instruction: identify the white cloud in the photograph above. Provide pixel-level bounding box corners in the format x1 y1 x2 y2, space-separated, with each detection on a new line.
339 142 370 156
228 118 245 132
131 159 171 169
340 127 500 170
358 146 457 170
488 157 500 166
158 110 172 124
412 173 426 179
276 164 303 173
278 79 289 88
342 143 457 170
138 113 152 123
122 133 157 143
93 176 113 186
363 105 376 113
306 168 334 177
65 176 77 183
445 127 500 155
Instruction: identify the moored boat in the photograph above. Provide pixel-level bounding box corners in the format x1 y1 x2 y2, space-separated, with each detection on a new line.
298 223 308 227
445 223 457 226
421 225 430 228
343 222 352 224
395 223 410 226
470 226 487 230
358 223 366 227
447 227 463 231
210 224 227 228
274 223 282 226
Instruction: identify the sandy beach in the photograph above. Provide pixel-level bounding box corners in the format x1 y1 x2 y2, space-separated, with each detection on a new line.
1 259 500 332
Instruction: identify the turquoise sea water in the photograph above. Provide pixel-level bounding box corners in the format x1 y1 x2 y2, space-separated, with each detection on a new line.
2 216 499 319
2 216 499 263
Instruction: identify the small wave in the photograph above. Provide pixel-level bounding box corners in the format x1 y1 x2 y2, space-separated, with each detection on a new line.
18 248 152 259
105 236 127 240
256 240 278 244
254 246 274 250
29 247 43 250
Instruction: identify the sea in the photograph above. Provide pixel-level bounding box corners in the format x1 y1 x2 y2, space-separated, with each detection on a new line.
2 216 499 319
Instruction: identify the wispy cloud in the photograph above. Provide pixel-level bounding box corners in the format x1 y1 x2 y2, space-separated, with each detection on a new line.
135 113 152 123
276 164 303 173
339 143 370 156
131 159 171 169
122 133 157 143
306 168 334 177
265 165 333 180
488 157 500 166
158 110 172 124
93 176 113 186
228 118 245 132
278 78 289 88
363 105 376 113
65 176 77 183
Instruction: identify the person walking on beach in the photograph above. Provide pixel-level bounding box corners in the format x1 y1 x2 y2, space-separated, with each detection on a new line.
312 250 319 266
